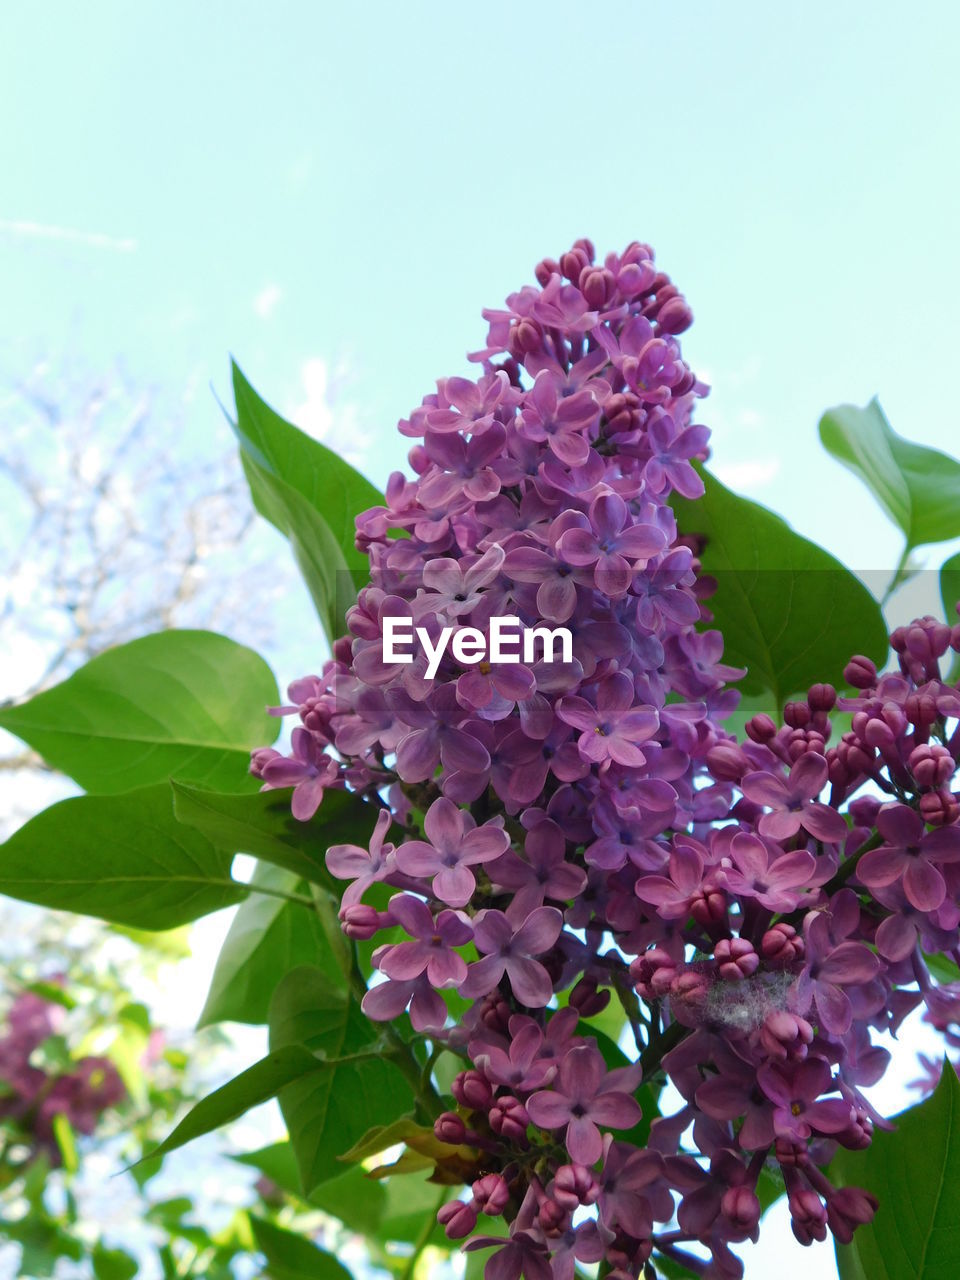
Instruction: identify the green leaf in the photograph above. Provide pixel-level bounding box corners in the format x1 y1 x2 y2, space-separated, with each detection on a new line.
0 784 246 928
673 467 888 707
923 950 960 985
820 399 960 552
199 862 345 1028
92 1246 140 1280
235 1143 386 1236
831 1059 960 1279
0 630 278 794
940 551 960 625
51 1114 78 1174
377 1168 451 1247
268 966 415 1194
145 1045 322 1165
231 362 383 643
171 783 380 888
248 1214 351 1280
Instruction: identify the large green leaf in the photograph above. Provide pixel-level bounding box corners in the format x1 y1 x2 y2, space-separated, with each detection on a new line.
248 1215 351 1280
0 784 246 928
831 1060 960 1279
673 467 888 706
235 1143 386 1236
377 1169 452 1248
145 1046 322 1164
941 551 960 624
231 362 383 643
0 630 278 794
199 862 345 1028
268 966 415 1195
171 783 379 887
819 400 960 551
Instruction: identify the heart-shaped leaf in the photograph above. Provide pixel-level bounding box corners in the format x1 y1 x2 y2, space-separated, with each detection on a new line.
0 784 246 929
831 1060 960 1279
819 399 960 552
673 467 887 708
199 862 346 1028
144 1045 322 1165
231 362 383 643
171 783 379 887
268 966 415 1194
0 630 278 794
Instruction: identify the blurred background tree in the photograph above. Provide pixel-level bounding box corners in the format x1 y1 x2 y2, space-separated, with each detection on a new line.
0 357 367 1279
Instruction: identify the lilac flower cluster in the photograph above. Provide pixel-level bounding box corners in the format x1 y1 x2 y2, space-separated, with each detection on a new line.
0 989 125 1164
252 241 960 1279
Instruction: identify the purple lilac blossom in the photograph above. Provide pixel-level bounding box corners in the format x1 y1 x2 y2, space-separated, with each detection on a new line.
249 240 960 1279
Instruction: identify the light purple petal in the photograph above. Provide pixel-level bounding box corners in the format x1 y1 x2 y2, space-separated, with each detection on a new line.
513 905 564 956
506 956 554 1007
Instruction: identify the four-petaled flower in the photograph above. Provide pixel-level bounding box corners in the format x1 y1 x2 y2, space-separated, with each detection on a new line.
856 803 960 912
558 672 659 767
461 907 563 1007
393 796 509 907
741 754 848 843
378 893 473 987
527 1044 643 1165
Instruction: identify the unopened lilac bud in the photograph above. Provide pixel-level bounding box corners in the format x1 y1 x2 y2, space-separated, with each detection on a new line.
909 743 955 789
630 948 676 999
690 887 729 929
745 713 777 744
808 683 838 712
617 258 656 296
838 732 874 775
560 247 591 282
920 789 960 826
776 1137 808 1167
437 1199 478 1240
707 742 749 782
472 1172 510 1216
844 655 877 689
331 634 353 665
656 294 693 334
671 969 709 1003
789 1190 828 1245
835 1107 873 1151
339 904 382 941
553 1163 600 1210
480 994 512 1035
434 1112 467 1144
489 1095 529 1142
826 1186 878 1245
714 936 759 980
452 1070 493 1111
579 265 616 308
535 256 561 285
761 922 804 966
569 977 611 1017
759 1011 813 1060
538 1197 567 1235
784 701 811 729
249 747 281 777
848 795 881 828
721 1185 761 1235
905 688 940 729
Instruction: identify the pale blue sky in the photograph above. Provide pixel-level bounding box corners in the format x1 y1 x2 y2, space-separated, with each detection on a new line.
1 4 958 1276
2 1 959 573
